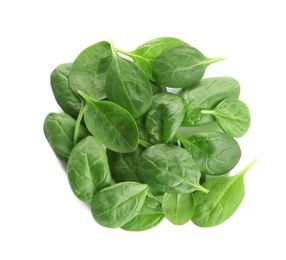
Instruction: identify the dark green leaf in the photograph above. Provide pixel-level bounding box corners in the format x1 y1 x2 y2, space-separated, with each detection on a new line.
177 132 241 175
145 93 185 143
138 144 208 193
152 45 224 88
91 182 149 228
43 112 89 162
106 44 152 118
150 81 167 94
162 193 194 225
67 136 113 204
117 37 189 81
78 91 139 153
179 77 240 126
121 197 164 231
192 160 257 227
50 63 81 118
201 97 251 137
69 41 112 100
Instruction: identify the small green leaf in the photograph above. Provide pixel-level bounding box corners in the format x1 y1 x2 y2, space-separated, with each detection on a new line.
201 97 251 137
69 41 113 100
162 193 194 225
192 159 257 227
121 197 164 231
117 37 189 81
138 144 208 193
152 45 224 88
78 90 139 153
91 182 149 228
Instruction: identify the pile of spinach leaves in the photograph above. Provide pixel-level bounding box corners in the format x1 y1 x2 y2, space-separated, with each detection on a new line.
44 37 256 230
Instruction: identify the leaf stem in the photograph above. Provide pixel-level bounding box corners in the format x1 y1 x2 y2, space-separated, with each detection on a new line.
73 101 85 145
239 159 258 177
138 139 152 148
109 39 118 58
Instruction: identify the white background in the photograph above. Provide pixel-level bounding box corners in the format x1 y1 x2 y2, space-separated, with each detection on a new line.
1 0 285 259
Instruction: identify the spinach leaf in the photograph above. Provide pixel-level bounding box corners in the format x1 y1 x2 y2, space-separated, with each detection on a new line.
177 132 241 175
117 37 189 81
43 112 89 162
179 77 240 126
91 182 149 228
50 63 81 119
201 97 251 137
138 144 208 193
106 43 152 118
106 147 143 183
69 41 112 100
192 159 257 227
162 193 194 225
150 81 167 94
152 45 224 88
67 136 113 204
121 197 164 231
78 90 139 153
145 93 185 144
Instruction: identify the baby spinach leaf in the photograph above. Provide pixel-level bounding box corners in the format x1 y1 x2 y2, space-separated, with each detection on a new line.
145 93 185 144
106 147 143 183
69 41 112 100
152 45 224 88
117 37 189 81
121 197 164 231
50 63 81 119
78 90 139 153
91 182 149 228
138 144 208 194
43 112 89 162
162 193 194 225
106 43 152 118
67 136 113 204
177 132 241 175
150 81 167 94
192 159 257 227
201 97 251 137
179 77 240 126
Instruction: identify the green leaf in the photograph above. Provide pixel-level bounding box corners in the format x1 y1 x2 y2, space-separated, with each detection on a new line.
91 182 149 228
69 41 113 100
138 144 208 193
177 132 241 175
201 97 251 137
192 159 257 227
78 91 139 153
117 37 189 81
145 93 185 144
50 63 81 119
106 42 152 118
162 193 194 225
67 136 113 204
121 197 164 231
179 77 240 126
152 45 224 88
43 112 89 162
106 147 143 183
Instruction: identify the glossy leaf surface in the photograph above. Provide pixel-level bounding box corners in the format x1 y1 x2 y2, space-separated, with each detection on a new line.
69 41 112 100
91 182 149 228
67 136 113 204
177 132 241 175
145 93 185 143
117 37 188 81
162 193 194 225
106 46 152 118
50 63 81 118
192 160 257 227
201 97 251 137
179 77 240 126
43 112 89 162
121 197 164 231
138 144 208 193
152 45 224 88
78 91 139 153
